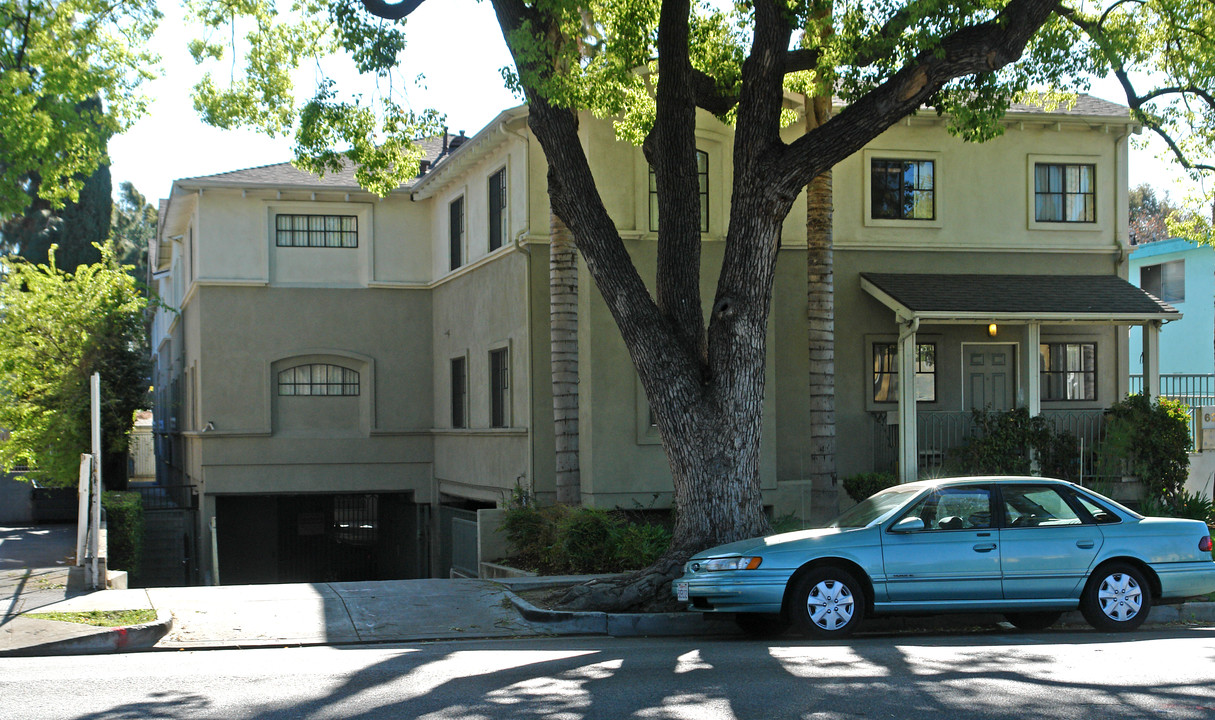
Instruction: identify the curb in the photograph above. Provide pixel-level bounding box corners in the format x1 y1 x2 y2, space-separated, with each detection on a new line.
0 609 173 657
510 592 1215 638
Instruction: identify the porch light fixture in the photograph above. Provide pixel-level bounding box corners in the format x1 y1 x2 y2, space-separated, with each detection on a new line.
987 323 998 337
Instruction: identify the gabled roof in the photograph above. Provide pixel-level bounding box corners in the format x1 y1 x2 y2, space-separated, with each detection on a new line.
860 273 1179 324
174 134 453 192
1006 94 1130 119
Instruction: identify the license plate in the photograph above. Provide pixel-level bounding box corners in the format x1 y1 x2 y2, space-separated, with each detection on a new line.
676 581 689 602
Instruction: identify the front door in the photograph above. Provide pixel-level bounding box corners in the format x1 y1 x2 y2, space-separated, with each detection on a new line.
965 344 1015 411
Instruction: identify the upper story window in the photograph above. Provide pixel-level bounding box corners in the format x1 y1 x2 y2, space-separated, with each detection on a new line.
1140 260 1184 303
1040 342 1095 401
873 342 936 402
649 149 709 233
275 214 358 248
1034 164 1095 223
489 347 510 427
871 159 934 220
451 356 467 429
278 363 360 396
449 196 465 270
488 168 507 251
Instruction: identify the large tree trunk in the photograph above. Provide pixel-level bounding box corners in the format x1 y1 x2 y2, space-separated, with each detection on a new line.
550 211 581 505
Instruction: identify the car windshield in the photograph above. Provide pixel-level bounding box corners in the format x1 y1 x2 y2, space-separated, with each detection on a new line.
828 486 922 528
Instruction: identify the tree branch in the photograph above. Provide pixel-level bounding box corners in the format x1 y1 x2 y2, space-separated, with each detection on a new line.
776 0 1059 192
359 0 427 21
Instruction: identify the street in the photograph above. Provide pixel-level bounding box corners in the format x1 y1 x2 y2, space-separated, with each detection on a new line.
2 627 1213 719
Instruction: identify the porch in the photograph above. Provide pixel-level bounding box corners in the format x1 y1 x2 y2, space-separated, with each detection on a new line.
860 272 1182 482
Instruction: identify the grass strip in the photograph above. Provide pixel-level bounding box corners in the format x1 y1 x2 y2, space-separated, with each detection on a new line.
25 609 157 627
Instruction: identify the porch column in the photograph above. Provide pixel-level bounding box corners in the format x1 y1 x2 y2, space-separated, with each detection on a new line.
1025 323 1041 417
898 317 919 483
1142 321 1161 398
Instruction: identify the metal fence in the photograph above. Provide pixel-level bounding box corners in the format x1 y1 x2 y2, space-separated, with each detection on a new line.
873 408 1110 482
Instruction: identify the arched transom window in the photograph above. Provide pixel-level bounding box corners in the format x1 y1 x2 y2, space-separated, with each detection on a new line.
277 364 360 396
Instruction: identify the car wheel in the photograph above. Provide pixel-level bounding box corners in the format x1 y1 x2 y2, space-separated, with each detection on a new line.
1004 611 1062 631
789 567 865 638
1080 563 1152 632
735 613 790 639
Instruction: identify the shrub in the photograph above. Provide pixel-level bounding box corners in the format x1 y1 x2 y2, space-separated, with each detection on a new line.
102 491 143 578
842 473 898 503
946 407 1078 480
1099 394 1190 505
499 502 671 575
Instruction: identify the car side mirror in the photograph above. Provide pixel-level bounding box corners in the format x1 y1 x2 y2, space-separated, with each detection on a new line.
890 516 926 533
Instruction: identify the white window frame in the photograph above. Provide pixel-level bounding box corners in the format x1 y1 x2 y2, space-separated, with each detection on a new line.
862 149 943 229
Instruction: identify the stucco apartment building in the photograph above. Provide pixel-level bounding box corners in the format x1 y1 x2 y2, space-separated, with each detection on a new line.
149 95 1176 585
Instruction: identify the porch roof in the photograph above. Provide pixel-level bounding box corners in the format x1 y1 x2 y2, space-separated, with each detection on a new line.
860 273 1180 325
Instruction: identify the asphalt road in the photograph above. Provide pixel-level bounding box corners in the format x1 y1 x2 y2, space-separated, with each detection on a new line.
3 628 1213 719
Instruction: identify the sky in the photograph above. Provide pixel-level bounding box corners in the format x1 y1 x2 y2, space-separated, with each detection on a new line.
108 0 1198 206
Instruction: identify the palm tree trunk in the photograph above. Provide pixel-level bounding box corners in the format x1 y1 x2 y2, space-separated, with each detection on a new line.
550 211 581 505
806 92 839 524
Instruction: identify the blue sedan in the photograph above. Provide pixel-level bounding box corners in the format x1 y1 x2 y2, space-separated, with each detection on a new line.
673 477 1215 637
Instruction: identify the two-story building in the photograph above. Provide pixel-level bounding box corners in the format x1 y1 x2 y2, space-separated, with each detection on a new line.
149 95 1176 585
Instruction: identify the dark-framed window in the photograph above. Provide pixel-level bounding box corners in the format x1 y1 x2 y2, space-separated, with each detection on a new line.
873 342 936 402
1040 342 1096 401
488 168 507 251
450 356 467 428
1034 163 1095 223
1140 260 1184 303
871 159 934 220
489 347 509 427
277 364 360 396
649 149 709 233
275 214 358 248
449 196 465 270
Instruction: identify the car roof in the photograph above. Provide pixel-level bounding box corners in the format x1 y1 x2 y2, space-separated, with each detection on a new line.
897 476 1077 490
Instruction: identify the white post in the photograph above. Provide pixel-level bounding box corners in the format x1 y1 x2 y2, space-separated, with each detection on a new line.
75 454 90 567
210 516 221 586
89 373 102 590
898 318 920 483
1142 321 1161 398
1026 323 1041 418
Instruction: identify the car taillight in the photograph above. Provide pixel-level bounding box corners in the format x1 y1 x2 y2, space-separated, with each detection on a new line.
1201 535 1213 553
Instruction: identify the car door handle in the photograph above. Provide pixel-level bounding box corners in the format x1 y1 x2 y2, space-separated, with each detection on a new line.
1076 540 1095 549
973 543 997 553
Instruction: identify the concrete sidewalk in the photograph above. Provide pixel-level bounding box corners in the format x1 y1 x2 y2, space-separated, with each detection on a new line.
2 573 1212 656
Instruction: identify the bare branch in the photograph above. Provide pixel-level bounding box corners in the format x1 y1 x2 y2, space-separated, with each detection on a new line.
359 0 427 21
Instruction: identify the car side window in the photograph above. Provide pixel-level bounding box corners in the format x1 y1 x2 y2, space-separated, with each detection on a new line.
899 486 993 531
1002 485 1083 527
1071 492 1121 524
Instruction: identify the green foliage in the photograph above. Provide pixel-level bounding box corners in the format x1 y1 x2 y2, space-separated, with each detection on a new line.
1 158 111 272
842 472 898 503
1139 490 1213 525
102 490 144 578
0 0 158 219
500 502 671 575
1098 394 1190 505
946 407 1079 480
110 182 158 285
0 246 151 488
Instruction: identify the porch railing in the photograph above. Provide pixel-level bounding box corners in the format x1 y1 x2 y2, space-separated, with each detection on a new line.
872 409 1110 482
1128 373 1212 450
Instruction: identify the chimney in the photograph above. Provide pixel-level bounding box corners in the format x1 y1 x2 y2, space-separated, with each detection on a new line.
449 130 468 151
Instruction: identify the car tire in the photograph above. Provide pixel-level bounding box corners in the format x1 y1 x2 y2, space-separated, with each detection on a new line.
1080 562 1152 632
1004 611 1062 631
788 566 866 638
735 613 790 639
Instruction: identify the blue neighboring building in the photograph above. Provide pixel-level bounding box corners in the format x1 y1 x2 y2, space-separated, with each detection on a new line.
1129 238 1214 378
